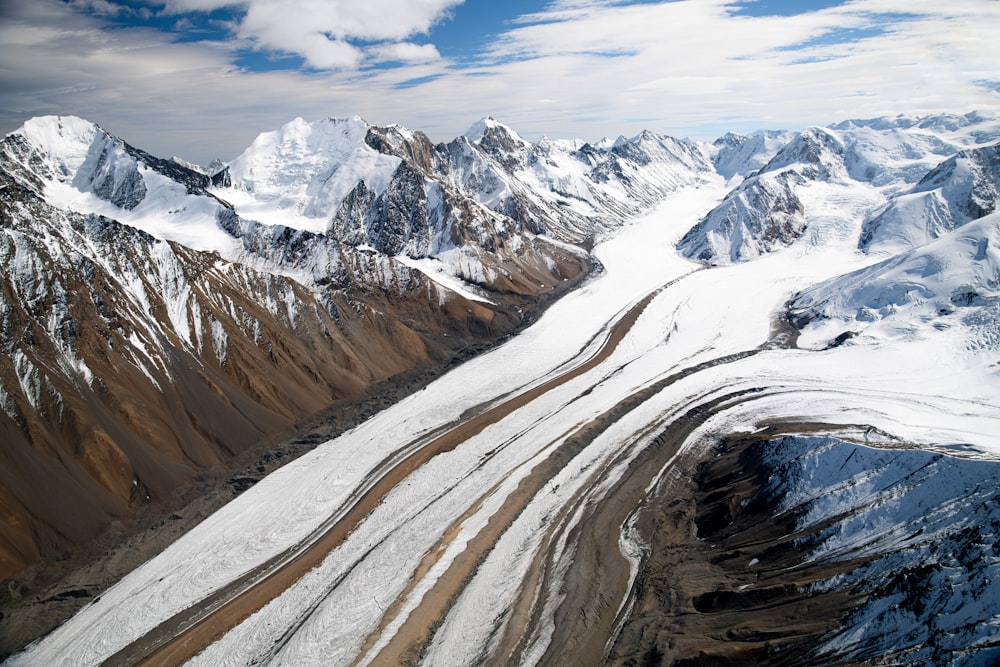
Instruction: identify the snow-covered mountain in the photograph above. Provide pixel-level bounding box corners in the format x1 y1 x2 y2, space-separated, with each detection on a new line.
444 116 716 241
751 435 1000 666
859 143 1000 253
678 127 847 262
0 140 465 579
678 110 1000 264
214 114 714 248
709 128 793 181
790 211 1000 350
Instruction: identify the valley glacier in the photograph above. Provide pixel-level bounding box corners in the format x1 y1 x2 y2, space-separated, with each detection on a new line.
3 110 1000 665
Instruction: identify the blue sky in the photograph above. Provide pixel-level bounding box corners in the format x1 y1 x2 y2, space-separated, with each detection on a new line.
1 0 998 163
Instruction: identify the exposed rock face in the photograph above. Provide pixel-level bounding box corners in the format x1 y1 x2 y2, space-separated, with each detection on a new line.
0 168 453 578
607 433 1000 667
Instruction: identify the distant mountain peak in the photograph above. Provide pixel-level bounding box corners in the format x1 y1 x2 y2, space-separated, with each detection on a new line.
464 116 528 146
761 125 845 177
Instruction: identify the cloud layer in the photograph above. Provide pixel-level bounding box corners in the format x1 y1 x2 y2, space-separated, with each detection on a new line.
1 0 997 164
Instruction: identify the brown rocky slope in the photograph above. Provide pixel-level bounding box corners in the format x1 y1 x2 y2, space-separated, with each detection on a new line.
0 154 590 584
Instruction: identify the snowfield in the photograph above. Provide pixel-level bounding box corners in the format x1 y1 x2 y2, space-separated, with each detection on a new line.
10 170 1000 665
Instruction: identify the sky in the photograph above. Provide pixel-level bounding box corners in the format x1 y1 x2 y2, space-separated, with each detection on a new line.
1 0 998 164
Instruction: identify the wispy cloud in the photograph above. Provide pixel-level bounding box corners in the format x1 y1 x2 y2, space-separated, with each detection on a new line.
455 0 1000 137
1 0 997 164
158 0 461 69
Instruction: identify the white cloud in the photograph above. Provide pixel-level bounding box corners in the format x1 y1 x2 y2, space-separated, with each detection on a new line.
162 0 459 69
369 42 442 65
0 0 998 165
460 0 1000 138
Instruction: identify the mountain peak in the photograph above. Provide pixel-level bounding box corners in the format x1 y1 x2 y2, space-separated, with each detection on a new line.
225 114 401 224
630 129 658 143
713 131 748 149
260 115 372 149
759 125 845 178
592 136 627 150
464 116 525 145
12 115 107 168
464 116 498 141
16 114 101 143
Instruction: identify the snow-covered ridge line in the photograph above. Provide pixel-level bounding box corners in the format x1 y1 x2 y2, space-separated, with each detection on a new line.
211 112 716 247
860 142 1000 253
1 114 601 330
679 109 1000 265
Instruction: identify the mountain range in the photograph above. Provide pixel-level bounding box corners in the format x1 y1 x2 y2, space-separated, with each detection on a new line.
2 109 999 662
0 112 717 581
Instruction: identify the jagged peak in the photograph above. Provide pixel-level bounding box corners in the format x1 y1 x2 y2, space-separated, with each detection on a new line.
464 116 499 142
628 128 660 143
376 122 419 144
464 116 528 146
364 121 435 156
591 136 627 150
760 125 845 175
623 129 700 155
713 130 748 148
